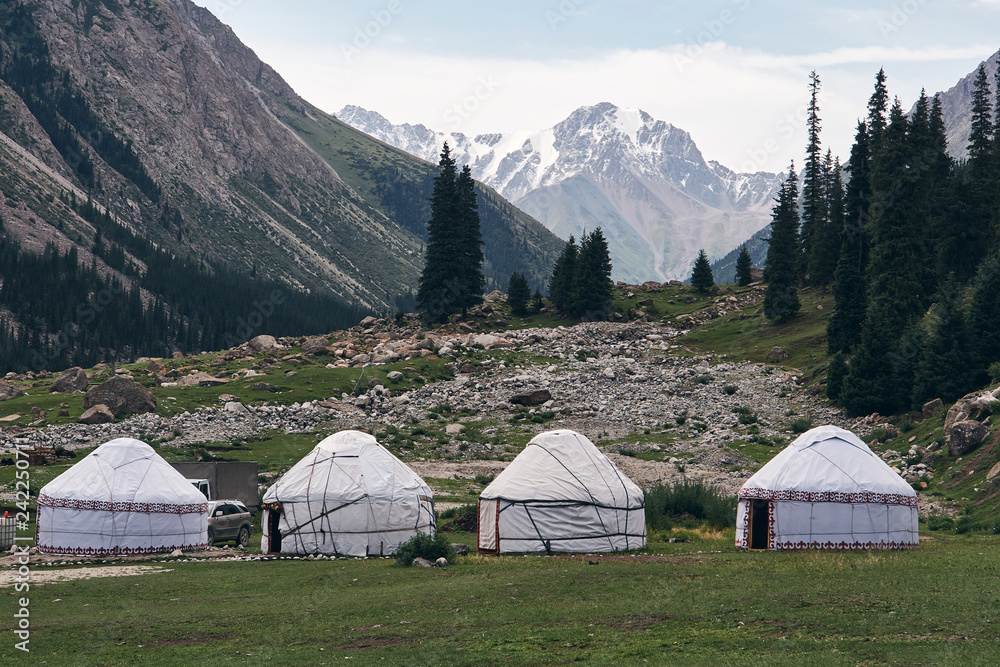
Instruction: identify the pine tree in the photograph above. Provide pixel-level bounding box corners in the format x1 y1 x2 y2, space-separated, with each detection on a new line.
572 229 614 317
735 245 753 287
455 165 485 317
808 150 841 286
825 352 848 400
416 143 460 324
911 284 975 406
867 68 889 151
507 271 530 316
800 70 825 283
530 289 544 313
969 253 1000 380
549 235 578 314
968 64 994 172
690 249 715 293
763 164 800 321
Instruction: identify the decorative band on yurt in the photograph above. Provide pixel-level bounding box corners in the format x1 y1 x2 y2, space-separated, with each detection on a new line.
38 494 209 514
737 487 918 507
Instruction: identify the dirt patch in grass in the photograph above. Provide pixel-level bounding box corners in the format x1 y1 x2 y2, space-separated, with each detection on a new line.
0 564 172 587
144 633 231 648
334 634 412 650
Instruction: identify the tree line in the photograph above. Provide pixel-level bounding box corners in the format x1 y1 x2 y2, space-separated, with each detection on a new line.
762 67 1000 415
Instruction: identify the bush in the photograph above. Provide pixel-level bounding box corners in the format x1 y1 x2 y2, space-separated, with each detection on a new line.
789 417 813 434
692 374 713 385
732 406 757 424
394 532 454 565
644 480 737 531
473 473 494 486
956 516 975 535
927 516 955 532
990 361 1000 384
723 385 738 395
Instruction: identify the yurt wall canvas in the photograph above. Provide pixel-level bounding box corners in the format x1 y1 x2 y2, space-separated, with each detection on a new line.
478 429 646 554
736 425 918 550
37 438 209 556
261 430 435 557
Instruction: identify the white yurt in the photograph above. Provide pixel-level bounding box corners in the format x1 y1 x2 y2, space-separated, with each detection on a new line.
478 429 646 554
736 425 918 550
37 438 209 556
261 430 435 556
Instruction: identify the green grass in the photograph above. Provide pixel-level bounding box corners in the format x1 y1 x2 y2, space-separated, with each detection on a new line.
17 533 1000 665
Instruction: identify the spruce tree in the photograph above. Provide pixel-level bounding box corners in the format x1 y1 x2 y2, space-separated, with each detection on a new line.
455 165 485 317
969 253 1000 380
572 228 614 317
691 249 715 293
867 68 889 151
549 235 578 314
808 150 841 286
735 245 753 287
800 70 825 283
417 143 460 324
968 64 994 171
763 164 801 321
825 352 847 400
507 271 530 316
911 284 975 406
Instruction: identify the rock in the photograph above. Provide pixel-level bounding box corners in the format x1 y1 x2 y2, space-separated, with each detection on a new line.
219 394 238 403
472 333 498 347
78 404 115 424
434 557 448 567
387 371 404 382
301 337 330 356
359 315 378 327
83 377 156 417
169 549 184 557
484 290 508 304
412 557 434 568
765 347 788 362
224 401 251 417
603 367 616 380
0 382 25 402
176 371 229 387
509 389 552 406
147 360 166 375
249 335 282 354
922 398 944 419
987 461 1000 483
446 423 466 435
49 367 88 393
450 543 470 556
316 400 365 415
947 420 989 456
368 377 384 388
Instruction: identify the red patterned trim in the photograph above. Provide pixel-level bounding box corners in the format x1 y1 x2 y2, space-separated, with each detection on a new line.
773 540 917 551
37 541 209 556
38 494 208 514
738 487 917 507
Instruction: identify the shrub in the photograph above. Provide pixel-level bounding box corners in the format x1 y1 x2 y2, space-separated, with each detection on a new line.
473 474 494 486
956 516 975 535
732 406 757 424
897 416 914 434
789 417 813 434
675 415 687 425
394 532 454 565
927 516 955 532
990 361 1000 384
644 480 737 531
692 374 713 385
723 385 738 395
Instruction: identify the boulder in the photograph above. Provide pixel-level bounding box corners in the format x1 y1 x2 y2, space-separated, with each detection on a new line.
249 335 282 354
368 377 384 389
386 371 404 382
83 377 156 417
411 557 434 568
947 420 989 456
510 389 552 406
301 337 330 356
359 315 378 327
434 557 448 567
766 347 789 362
78 404 115 424
922 398 944 419
49 367 88 393
0 382 24 402
176 371 229 387
224 401 251 417
450 543 470 556
445 423 466 435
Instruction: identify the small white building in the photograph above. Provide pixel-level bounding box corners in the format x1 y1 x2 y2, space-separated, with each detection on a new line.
736 425 918 550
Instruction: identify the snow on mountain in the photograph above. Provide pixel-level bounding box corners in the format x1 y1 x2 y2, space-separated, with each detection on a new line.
338 103 783 282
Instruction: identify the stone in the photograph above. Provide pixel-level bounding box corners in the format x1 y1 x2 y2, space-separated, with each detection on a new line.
446 423 466 435
0 382 25 402
359 315 377 327
78 404 115 424
301 337 330 356
84 377 156 417
224 401 251 417
988 461 1000 483
947 420 989 456
219 394 238 403
176 371 229 387
922 398 944 419
450 543 470 556
412 557 434 568
249 335 282 354
510 389 552 406
387 371 404 382
765 347 788 362
434 557 448 567
147 360 166 376
602 367 616 380
368 377 384 388
49 367 88 393
169 549 183 557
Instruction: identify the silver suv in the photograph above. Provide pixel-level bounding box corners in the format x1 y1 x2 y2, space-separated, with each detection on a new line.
206 500 252 548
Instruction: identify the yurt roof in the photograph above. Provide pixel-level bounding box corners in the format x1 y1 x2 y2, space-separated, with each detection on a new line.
738 425 915 502
481 429 643 507
262 430 430 504
39 437 207 508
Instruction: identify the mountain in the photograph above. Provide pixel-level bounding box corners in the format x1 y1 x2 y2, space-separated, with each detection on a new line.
338 103 784 283
920 49 1000 160
710 226 771 285
0 0 561 370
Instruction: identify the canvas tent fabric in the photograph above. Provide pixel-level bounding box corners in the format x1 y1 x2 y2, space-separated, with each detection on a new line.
736 425 918 550
260 430 435 556
37 438 209 556
478 429 646 554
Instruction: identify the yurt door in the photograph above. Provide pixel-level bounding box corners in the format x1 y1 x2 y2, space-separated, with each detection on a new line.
267 510 282 553
750 499 770 549
478 499 499 553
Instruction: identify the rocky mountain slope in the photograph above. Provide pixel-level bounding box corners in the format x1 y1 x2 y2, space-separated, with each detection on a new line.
918 48 1000 160
338 103 784 284
0 0 561 318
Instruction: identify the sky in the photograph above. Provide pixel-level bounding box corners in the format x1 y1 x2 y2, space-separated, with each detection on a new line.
195 0 999 173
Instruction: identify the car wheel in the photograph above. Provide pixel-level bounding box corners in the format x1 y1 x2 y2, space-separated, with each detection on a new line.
238 526 250 548
206 527 215 547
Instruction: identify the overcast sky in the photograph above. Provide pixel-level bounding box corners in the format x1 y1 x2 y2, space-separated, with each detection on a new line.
195 0 998 173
